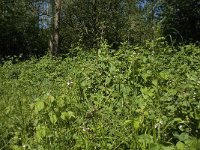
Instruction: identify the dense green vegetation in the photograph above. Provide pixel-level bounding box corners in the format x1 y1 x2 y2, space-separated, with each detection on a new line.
0 0 200 149
1 40 200 149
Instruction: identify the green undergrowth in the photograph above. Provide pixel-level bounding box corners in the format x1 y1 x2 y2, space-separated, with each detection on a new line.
0 39 200 149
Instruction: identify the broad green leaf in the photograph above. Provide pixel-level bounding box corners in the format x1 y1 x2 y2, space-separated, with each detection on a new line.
142 70 152 81
141 87 155 98
61 111 75 121
121 84 131 96
176 141 185 150
35 125 48 141
161 146 176 150
138 134 153 144
160 71 170 80
81 80 87 87
124 120 132 126
49 112 57 124
150 144 163 150
10 145 22 150
109 63 116 74
134 120 140 130
67 111 75 119
167 89 177 96
48 95 55 103
57 97 65 107
173 118 183 122
105 77 111 85
34 101 45 113
61 112 68 121
152 79 158 86
177 133 190 141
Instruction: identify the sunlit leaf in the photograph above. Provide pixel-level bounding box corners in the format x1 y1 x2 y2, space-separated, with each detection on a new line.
176 141 185 150
49 112 58 124
34 101 45 113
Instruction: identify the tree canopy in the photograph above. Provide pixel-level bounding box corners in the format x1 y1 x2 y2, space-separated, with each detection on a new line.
0 0 199 58
161 0 200 43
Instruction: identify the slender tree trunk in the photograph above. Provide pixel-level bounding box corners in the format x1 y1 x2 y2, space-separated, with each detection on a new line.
151 0 155 41
50 0 61 56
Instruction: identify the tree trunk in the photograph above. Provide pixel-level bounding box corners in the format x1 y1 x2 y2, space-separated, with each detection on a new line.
50 0 61 56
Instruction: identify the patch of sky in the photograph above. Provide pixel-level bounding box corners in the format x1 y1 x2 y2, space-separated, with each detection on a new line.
137 0 147 10
37 0 52 29
137 0 162 21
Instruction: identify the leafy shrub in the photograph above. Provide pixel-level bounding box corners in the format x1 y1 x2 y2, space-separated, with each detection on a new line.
0 39 199 149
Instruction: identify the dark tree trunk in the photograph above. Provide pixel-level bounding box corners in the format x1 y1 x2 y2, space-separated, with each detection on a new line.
50 0 61 56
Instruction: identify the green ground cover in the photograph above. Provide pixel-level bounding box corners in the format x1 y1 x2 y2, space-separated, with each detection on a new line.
0 40 200 149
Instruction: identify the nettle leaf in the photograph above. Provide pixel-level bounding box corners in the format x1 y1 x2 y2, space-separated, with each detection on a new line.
121 84 131 96
176 141 185 150
138 134 153 144
133 116 143 130
105 76 111 85
161 146 176 150
177 133 191 142
124 120 133 126
152 79 158 86
61 112 68 120
173 118 183 123
57 97 65 108
48 95 55 103
109 63 116 74
35 125 49 141
34 101 45 113
133 120 140 130
142 70 152 81
61 111 75 121
159 71 170 80
167 89 177 96
81 80 88 87
49 112 58 124
166 105 176 112
10 145 23 150
149 144 163 150
141 87 155 98
137 98 147 109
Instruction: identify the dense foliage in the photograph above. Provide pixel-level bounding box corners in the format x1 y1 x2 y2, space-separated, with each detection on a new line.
161 0 200 43
0 0 50 58
0 0 199 149
1 0 199 58
60 0 137 50
0 41 199 149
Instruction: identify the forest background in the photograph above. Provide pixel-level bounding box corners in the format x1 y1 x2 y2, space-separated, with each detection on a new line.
0 0 199 58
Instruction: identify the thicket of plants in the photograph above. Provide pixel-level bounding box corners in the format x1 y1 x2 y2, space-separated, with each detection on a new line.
0 39 200 149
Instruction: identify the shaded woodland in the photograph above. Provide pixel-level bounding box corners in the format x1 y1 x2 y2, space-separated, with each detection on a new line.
0 0 199 58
